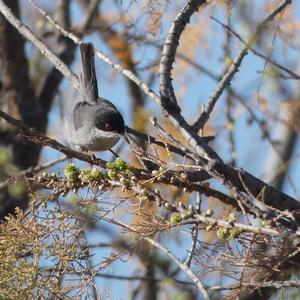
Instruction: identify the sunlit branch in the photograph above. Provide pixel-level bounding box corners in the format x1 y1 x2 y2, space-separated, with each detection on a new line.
193 0 293 131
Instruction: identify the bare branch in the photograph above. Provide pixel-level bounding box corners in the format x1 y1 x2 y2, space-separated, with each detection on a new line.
125 125 195 160
210 280 300 291
193 213 299 238
0 0 79 89
0 110 236 207
193 0 292 132
44 270 194 285
184 192 201 267
159 0 207 106
158 0 219 161
28 0 162 107
0 155 67 190
106 218 211 300
210 16 300 80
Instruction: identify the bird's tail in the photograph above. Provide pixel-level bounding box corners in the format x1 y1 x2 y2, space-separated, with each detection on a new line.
79 43 99 104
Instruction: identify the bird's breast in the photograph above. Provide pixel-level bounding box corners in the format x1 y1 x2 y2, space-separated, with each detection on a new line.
88 133 120 151
73 125 120 151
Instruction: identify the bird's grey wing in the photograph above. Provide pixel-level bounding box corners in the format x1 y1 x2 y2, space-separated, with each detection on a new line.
73 101 93 130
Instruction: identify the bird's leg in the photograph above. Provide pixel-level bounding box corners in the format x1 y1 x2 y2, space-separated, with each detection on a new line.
82 149 97 165
89 152 98 165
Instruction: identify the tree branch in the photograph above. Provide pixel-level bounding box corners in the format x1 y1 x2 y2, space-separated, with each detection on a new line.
192 0 292 132
0 0 79 90
0 110 106 167
106 218 211 300
210 16 300 80
159 0 207 107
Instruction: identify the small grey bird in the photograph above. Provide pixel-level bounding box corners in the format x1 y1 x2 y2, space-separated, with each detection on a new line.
64 43 127 152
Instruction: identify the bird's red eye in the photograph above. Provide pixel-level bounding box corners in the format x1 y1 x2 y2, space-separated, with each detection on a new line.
104 123 112 131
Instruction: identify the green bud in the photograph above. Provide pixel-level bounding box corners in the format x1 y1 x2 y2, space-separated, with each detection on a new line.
84 203 97 215
107 170 117 179
170 214 182 224
106 162 114 169
141 188 148 196
8 181 26 198
216 228 230 240
64 163 80 181
230 229 241 239
0 147 12 166
90 168 103 180
182 212 192 220
79 169 91 181
125 169 133 176
120 177 129 186
114 157 126 168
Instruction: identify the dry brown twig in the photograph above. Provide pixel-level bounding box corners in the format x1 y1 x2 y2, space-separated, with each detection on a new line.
103 217 211 299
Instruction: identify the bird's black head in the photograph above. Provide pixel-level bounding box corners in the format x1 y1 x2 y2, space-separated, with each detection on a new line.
95 109 125 134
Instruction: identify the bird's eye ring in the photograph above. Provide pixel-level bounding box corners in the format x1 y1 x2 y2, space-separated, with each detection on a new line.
104 123 112 131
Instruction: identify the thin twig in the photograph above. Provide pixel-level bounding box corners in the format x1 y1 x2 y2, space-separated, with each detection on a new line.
193 0 292 131
27 0 81 45
0 0 79 89
125 125 195 160
184 192 201 267
106 218 211 300
27 0 162 107
223 3 237 166
210 16 300 80
166 39 280 165
79 0 101 32
210 280 300 291
192 213 299 238
0 155 67 190
41 268 195 285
